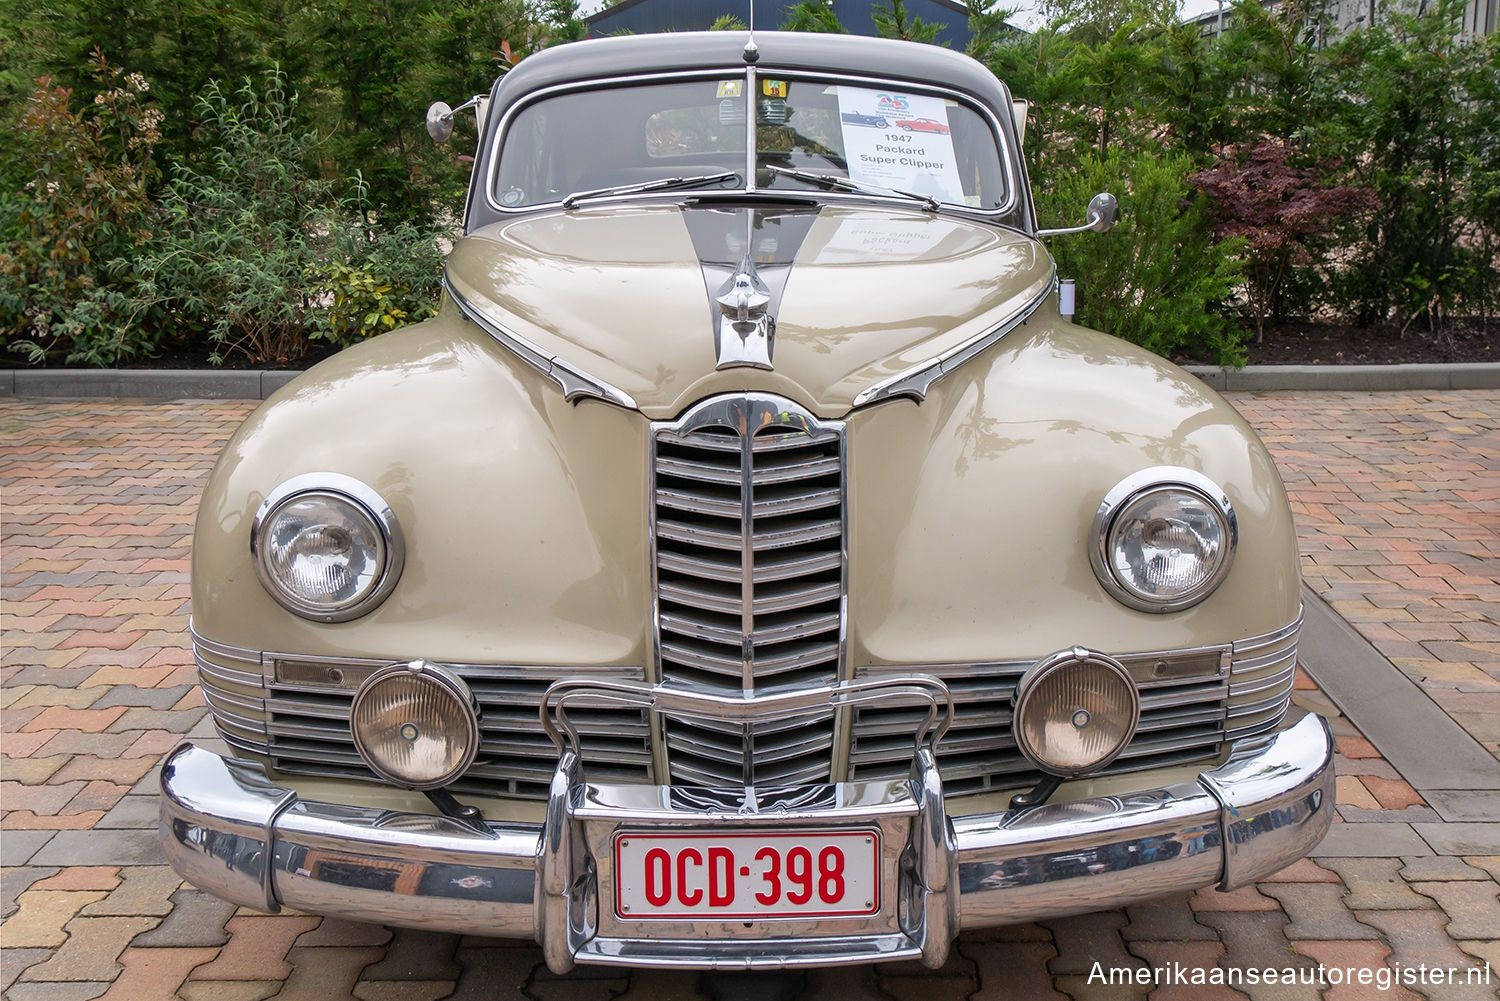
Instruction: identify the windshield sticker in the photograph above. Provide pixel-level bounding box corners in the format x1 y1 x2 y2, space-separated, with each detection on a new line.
762 80 789 98
717 80 742 98
836 87 965 205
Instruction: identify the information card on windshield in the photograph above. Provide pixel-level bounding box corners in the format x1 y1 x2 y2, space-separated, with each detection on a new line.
836 87 965 205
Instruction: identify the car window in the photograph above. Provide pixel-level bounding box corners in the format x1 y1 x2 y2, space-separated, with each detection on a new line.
491 76 1008 211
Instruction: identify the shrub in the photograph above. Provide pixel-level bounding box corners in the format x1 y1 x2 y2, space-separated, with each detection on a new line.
1037 148 1247 365
116 70 337 365
0 53 161 366
314 197 447 348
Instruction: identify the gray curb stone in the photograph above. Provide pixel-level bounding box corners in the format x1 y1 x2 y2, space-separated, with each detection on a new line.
4 363 1498 400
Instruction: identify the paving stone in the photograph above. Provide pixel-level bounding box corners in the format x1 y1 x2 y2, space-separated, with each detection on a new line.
29 868 120 892
1357 909 1497 1001
1416 823 1500 855
961 939 1068 1000
189 915 321 980
4 890 110 947
1310 823 1433 858
1410 880 1500 940
44 753 157 784
2 867 61 917
1464 856 1500 882
92 796 160 831
879 951 977 1001
1193 911 1319 1001
955 921 1052 942
1455 939 1500 970
1054 972 1151 1001
1042 912 1144 977
1257 884 1380 940
2 949 53 993
1258 859 1340 884
88 685 193 711
353 982 457 1001
80 865 180 917
1424 790 1500 823
1122 895 1217 942
177 982 282 1001
3 983 109 1001
1319 857 1434 910
1336 776 1382 810
1360 775 1426 811
447 944 542 1001
700 970 805 1001
2 831 55 866
20 915 155 982
1188 885 1282 912
357 928 461 980
272 945 386 1001
1291 940 1422 1001
1399 856 1491 881
610 970 716 1001
1 757 69 784
104 946 218 1001
1336 805 1444 824
294 918 393 947
130 887 237 948
30 828 163 867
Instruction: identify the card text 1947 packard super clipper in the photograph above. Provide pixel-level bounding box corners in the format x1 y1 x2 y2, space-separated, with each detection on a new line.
159 31 1335 971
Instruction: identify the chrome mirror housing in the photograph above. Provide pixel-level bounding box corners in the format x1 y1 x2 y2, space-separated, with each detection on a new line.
1038 192 1120 237
426 101 455 143
426 96 487 143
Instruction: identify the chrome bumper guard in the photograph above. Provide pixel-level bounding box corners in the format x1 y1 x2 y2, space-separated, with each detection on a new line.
159 678 1334 973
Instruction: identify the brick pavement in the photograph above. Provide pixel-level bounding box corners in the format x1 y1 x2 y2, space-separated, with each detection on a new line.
2 392 1498 1000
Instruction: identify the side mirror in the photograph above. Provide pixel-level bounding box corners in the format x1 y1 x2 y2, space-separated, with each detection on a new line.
426 101 455 143
1037 192 1120 237
425 96 487 143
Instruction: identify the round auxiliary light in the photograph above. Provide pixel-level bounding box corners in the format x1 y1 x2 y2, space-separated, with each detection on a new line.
1013 648 1140 777
350 661 480 790
1091 468 1237 614
252 474 404 623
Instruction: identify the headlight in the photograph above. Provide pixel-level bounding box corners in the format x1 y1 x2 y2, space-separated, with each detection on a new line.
1013 648 1139 776
252 473 404 622
350 661 479 789
1091 468 1236 613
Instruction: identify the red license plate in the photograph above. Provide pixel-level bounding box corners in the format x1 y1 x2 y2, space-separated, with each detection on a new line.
613 829 880 919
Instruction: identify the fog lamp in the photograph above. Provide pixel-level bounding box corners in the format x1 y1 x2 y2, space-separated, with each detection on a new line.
350 661 479 789
1013 648 1139 777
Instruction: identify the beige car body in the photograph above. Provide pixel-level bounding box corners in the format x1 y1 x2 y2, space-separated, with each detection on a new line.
164 30 1330 971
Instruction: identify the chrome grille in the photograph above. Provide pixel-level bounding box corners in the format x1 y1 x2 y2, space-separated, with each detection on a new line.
651 395 847 787
851 617 1301 795
194 632 651 799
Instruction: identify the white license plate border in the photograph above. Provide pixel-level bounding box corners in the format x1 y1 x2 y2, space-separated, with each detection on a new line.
611 827 883 921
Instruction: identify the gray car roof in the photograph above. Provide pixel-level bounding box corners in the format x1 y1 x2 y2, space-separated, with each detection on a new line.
492 30 1014 120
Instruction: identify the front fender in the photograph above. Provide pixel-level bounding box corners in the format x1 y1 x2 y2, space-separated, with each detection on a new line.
191 298 652 665
846 307 1300 664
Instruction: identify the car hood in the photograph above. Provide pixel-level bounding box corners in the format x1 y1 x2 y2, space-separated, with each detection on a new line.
445 202 1052 419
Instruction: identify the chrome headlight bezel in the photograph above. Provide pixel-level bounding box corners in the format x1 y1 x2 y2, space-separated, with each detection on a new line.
349 660 480 790
250 473 405 623
1090 467 1237 614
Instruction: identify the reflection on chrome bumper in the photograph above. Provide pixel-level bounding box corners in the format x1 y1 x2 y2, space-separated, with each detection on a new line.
160 713 1333 971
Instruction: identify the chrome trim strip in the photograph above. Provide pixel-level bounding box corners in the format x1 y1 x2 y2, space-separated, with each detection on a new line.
850 267 1056 408
158 715 1333 960
481 69 1019 222
443 274 637 410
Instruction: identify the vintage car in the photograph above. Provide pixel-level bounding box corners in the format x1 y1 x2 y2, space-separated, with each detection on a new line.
159 30 1335 972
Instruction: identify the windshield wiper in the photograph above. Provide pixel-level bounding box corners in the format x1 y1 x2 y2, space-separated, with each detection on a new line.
561 171 739 209
765 165 940 212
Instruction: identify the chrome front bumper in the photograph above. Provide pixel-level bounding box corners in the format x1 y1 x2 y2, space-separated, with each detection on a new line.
159 708 1333 971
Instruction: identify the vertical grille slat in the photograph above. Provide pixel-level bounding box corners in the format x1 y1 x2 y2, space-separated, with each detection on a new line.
652 395 848 787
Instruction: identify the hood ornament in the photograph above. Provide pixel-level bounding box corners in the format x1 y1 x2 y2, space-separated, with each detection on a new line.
714 256 775 371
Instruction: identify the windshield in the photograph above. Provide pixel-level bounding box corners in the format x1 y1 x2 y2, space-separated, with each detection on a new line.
490 75 1009 212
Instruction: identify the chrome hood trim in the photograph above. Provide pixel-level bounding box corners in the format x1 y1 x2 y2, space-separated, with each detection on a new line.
442 204 1055 418
443 274 637 409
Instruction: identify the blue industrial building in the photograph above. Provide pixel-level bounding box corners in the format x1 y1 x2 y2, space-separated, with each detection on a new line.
586 0 978 50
